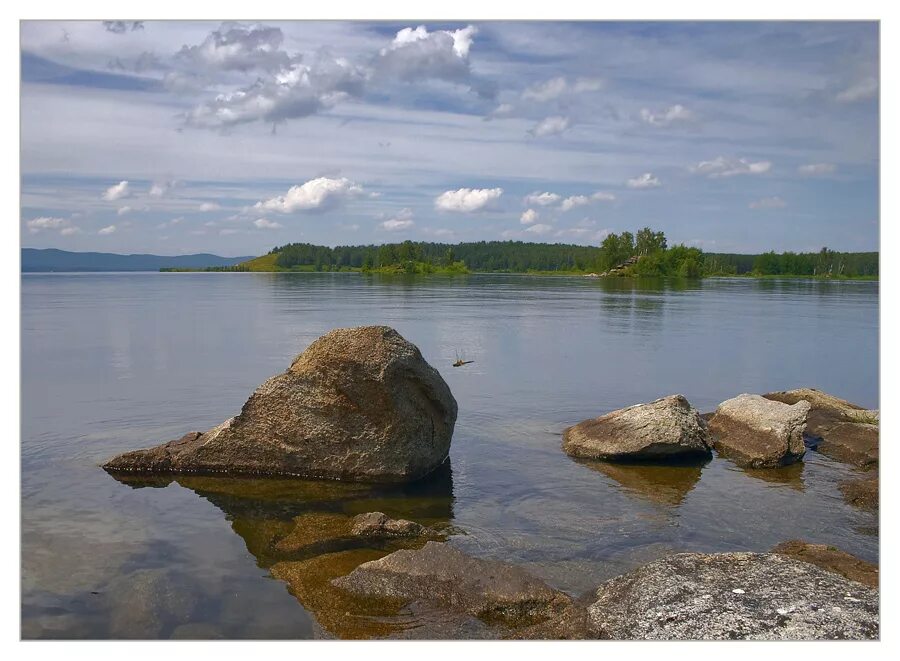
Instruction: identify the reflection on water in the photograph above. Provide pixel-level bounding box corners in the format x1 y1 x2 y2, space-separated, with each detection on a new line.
108 464 456 639
21 273 879 638
573 459 706 506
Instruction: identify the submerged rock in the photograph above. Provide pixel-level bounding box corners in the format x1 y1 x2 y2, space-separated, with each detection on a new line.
708 394 809 468
839 475 879 512
764 388 878 468
563 395 711 462
103 326 457 482
586 552 878 640
332 541 571 627
772 540 878 588
350 512 433 538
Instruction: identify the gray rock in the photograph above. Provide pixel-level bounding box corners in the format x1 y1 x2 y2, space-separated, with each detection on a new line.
563 395 711 462
103 326 457 482
708 394 810 468
764 388 878 468
587 552 878 640
350 512 431 538
332 541 571 626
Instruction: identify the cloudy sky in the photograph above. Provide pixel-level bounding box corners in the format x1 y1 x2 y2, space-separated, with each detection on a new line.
21 20 878 256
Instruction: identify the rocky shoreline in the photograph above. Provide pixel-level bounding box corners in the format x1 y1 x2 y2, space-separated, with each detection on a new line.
102 326 879 640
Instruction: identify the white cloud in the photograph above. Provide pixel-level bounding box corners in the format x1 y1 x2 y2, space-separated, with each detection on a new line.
148 181 174 197
627 173 661 189
434 187 503 212
591 191 616 202
156 217 183 229
255 177 364 213
749 196 787 210
529 115 570 137
185 56 366 128
524 223 553 235
798 163 837 176
522 77 603 101
520 208 539 225
253 218 283 229
117 206 131 216
524 191 561 207
98 224 117 235
522 77 568 102
836 76 877 103
375 25 481 89
690 156 772 178
177 22 291 72
640 104 693 126
102 180 130 201
560 195 591 212
380 218 415 231
199 202 221 212
26 216 76 234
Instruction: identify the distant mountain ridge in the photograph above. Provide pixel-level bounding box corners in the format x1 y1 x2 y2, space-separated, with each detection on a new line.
22 248 254 272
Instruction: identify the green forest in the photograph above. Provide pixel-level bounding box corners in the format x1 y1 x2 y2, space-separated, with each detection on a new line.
175 227 877 279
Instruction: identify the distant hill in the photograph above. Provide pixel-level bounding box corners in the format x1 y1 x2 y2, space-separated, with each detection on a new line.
21 248 255 272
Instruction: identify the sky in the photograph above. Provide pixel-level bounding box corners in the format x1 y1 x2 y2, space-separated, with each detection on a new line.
20 20 879 256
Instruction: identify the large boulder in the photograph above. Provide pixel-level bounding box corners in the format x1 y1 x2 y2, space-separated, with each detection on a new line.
332 541 571 627
764 388 878 468
772 540 878 588
708 394 809 468
586 552 878 640
103 326 457 482
563 395 711 462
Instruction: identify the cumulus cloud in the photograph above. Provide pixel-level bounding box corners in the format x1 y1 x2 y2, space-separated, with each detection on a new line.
560 195 590 212
381 218 415 231
836 76 877 103
98 225 117 235
435 187 503 212
60 226 82 236
690 157 772 178
26 216 76 234
520 208 539 225
255 177 364 213
627 173 661 189
524 223 553 235
749 196 787 210
521 77 603 101
116 206 132 216
529 115 570 137
524 191 561 207
253 217 283 229
185 54 366 128
591 191 616 202
375 25 481 89
156 217 183 229
640 104 692 126
798 163 837 175
102 180 130 201
177 22 291 72
484 103 514 120
199 202 221 212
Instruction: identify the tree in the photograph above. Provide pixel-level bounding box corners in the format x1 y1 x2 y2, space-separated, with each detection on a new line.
636 227 667 255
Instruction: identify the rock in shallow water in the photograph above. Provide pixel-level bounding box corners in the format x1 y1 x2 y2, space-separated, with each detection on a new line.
708 394 809 468
332 541 571 627
839 474 879 512
563 395 711 462
586 552 878 640
764 388 878 468
103 326 457 482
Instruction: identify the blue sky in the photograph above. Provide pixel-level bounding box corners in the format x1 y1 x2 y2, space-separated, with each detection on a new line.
20 20 878 256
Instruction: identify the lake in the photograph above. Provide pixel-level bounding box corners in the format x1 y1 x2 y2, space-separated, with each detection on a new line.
21 272 879 639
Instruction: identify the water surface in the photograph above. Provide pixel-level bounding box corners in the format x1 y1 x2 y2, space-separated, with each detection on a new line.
21 273 879 638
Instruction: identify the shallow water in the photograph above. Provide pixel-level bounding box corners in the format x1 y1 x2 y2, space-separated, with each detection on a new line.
21 272 879 638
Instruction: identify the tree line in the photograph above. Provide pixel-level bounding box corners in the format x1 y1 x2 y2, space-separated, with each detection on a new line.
265 231 877 278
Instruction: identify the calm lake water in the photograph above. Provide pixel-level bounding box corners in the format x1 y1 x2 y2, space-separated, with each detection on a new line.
21 272 879 639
